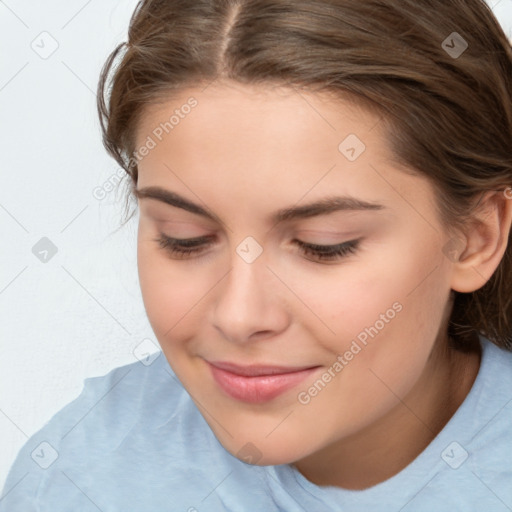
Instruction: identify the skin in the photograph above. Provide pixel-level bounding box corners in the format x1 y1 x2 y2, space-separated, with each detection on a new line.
133 80 512 490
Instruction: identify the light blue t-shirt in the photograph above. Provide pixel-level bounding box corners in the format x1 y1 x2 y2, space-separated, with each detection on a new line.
1 334 511 511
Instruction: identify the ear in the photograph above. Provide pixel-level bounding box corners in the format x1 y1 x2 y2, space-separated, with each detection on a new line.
449 189 512 294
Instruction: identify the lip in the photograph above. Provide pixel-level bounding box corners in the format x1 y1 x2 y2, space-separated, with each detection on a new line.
207 361 321 403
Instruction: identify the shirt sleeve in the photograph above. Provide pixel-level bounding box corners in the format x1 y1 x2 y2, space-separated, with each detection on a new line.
0 364 137 512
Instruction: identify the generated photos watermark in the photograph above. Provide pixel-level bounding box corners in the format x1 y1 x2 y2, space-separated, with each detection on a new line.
128 96 198 170
297 300 403 405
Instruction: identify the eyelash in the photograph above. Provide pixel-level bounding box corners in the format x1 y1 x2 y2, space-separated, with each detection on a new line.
154 234 360 262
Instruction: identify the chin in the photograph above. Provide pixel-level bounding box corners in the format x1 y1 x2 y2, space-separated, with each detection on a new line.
213 429 313 467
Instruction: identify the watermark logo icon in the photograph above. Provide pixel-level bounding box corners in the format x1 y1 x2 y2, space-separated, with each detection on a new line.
441 236 465 263
338 134 366 162
32 237 58 263
442 32 468 59
236 236 263 264
31 441 59 469
133 338 161 366
237 442 263 464
441 441 468 469
30 31 59 59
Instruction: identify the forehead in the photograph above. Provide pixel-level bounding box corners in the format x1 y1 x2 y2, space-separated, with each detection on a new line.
134 81 436 224
135 81 381 152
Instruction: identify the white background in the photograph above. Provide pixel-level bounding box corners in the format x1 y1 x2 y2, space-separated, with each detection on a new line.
0 0 511 492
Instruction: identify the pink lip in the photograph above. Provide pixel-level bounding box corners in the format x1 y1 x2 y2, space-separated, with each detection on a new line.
207 361 320 403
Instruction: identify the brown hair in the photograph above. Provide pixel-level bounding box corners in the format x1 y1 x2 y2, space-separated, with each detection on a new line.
97 0 512 350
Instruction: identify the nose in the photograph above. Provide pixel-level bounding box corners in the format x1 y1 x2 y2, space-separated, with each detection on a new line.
212 246 289 344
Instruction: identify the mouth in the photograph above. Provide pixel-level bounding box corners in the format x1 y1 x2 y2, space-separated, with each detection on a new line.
207 360 321 403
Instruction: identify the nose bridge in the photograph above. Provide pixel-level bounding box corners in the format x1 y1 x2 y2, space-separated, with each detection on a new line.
212 238 287 342
219 241 268 315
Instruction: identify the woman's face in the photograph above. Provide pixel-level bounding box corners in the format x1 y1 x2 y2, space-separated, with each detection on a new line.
134 81 457 466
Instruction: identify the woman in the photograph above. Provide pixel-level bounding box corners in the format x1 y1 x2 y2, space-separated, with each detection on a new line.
2 0 512 510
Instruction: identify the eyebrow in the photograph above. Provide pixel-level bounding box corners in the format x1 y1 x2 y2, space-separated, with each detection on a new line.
134 186 386 224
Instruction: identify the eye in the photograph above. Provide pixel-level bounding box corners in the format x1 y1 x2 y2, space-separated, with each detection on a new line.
154 234 361 262
293 238 360 262
154 234 214 259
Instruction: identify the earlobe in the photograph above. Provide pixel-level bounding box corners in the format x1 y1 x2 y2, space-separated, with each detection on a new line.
449 190 512 294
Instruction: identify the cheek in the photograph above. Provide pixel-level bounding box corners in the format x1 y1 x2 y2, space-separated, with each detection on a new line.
334 240 450 392
292 253 451 439
299 233 450 366
284 243 418 343
136 237 209 344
